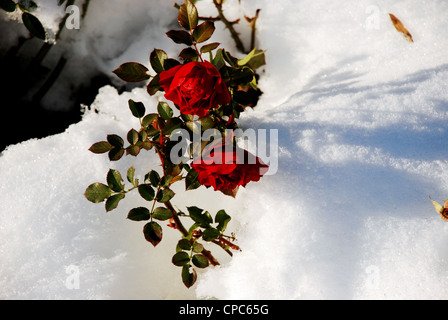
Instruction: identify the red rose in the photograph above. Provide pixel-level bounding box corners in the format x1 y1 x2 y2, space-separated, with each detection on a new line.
191 141 269 196
159 61 231 118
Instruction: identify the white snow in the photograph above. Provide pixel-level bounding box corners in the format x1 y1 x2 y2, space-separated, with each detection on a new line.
1 0 448 299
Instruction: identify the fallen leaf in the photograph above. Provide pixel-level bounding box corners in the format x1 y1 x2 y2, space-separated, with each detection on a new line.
389 13 414 42
430 197 448 221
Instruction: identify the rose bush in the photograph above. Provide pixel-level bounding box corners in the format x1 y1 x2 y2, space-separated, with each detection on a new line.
191 141 269 196
159 61 231 117
86 0 266 288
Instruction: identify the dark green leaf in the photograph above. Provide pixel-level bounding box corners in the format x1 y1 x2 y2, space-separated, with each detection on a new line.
150 49 167 74
185 169 201 191
192 254 209 268
152 207 173 221
192 21 215 44
128 99 146 118
215 209 231 232
202 228 220 241
179 47 198 62
126 145 140 157
157 102 173 120
127 207 151 221
126 129 139 145
148 170 160 187
172 251 190 266
108 147 124 161
84 183 111 203
22 12 46 40
143 221 163 247
107 134 124 148
138 184 155 201
177 239 192 251
166 29 193 46
89 141 113 154
178 0 198 31
0 0 17 12
113 62 150 82
147 74 160 95
106 169 124 192
105 193 125 212
187 206 212 227
156 188 175 203
182 264 197 288
18 0 37 12
163 58 181 71
211 48 225 70
200 42 220 53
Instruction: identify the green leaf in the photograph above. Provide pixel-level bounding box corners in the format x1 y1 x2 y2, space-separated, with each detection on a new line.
127 166 135 184
192 21 215 44
143 221 163 247
113 62 150 82
192 242 203 253
192 254 209 268
150 49 167 74
177 239 192 251
178 0 198 31
128 99 146 118
126 129 139 145
138 184 155 201
107 134 124 148
238 48 266 70
202 228 220 241
187 206 212 228
157 102 173 120
105 193 125 212
200 42 220 53
152 207 173 221
107 169 124 192
148 170 160 187
84 183 111 203
108 147 124 161
156 188 175 203
172 251 190 266
127 207 151 221
215 209 231 232
182 264 197 288
22 12 46 40
147 74 161 95
166 29 193 46
89 141 113 154
142 113 158 128
0 0 17 12
18 0 37 12
185 169 201 191
211 48 225 70
179 47 199 62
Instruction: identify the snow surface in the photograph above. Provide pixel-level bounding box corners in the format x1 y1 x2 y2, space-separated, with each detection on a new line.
1 0 448 299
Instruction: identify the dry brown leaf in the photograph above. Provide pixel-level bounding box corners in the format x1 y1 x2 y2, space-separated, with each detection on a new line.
389 13 414 42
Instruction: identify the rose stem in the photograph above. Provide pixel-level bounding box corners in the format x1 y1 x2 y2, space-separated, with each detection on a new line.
212 0 246 53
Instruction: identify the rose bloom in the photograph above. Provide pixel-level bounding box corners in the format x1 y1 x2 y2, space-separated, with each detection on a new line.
191 141 269 196
158 61 231 118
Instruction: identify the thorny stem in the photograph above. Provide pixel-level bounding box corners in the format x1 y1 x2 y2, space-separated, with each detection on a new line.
212 0 246 53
